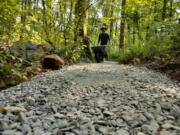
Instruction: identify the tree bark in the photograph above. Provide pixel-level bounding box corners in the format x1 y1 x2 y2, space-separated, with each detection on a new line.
42 0 52 45
20 0 27 40
119 0 126 48
133 27 135 44
115 21 118 36
110 0 115 44
162 0 167 21
169 0 173 18
68 0 73 23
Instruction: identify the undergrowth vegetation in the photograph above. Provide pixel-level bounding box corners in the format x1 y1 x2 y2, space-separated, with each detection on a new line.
108 19 180 64
0 46 42 88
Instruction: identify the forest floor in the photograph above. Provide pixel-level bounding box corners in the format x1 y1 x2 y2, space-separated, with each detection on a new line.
141 61 180 83
0 61 180 135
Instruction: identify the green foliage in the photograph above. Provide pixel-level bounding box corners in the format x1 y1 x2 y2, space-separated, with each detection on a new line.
108 46 119 61
0 46 41 88
49 39 85 64
0 1 20 44
0 47 22 86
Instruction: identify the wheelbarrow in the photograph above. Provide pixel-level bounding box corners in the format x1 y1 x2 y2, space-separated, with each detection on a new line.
91 45 110 63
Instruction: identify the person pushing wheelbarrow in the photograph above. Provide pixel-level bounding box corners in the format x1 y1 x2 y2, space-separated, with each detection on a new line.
92 25 111 62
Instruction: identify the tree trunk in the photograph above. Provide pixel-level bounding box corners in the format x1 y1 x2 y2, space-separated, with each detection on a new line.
20 0 27 40
154 1 158 21
162 0 167 21
74 0 91 57
42 0 52 45
119 0 126 48
68 0 73 23
115 21 118 36
133 27 135 44
20 0 24 39
74 0 85 40
34 0 36 14
110 0 114 44
169 0 173 18
127 23 131 44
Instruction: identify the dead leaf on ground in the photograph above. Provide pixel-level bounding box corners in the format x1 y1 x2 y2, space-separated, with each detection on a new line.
22 75 28 82
83 67 88 71
0 107 28 113
123 71 128 76
133 58 141 65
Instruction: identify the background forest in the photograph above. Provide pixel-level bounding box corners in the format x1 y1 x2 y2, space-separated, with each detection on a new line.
0 0 180 88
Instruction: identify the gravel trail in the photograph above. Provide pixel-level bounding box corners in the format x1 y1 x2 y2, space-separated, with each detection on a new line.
0 61 180 135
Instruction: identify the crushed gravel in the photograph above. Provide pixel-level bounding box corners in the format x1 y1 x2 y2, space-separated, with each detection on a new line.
0 61 180 135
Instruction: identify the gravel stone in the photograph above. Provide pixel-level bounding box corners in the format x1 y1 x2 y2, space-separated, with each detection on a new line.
98 126 110 134
54 113 66 119
159 130 176 135
1 130 17 135
0 121 9 130
103 111 113 117
162 123 180 131
137 132 146 135
15 132 23 135
18 112 28 123
116 129 129 135
21 124 32 134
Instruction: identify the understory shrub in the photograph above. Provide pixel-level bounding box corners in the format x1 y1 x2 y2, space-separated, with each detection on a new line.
111 35 176 64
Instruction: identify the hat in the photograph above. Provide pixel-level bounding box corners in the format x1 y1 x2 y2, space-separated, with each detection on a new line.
101 25 106 30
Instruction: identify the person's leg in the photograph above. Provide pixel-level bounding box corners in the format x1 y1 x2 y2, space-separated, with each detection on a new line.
102 46 108 61
105 45 109 61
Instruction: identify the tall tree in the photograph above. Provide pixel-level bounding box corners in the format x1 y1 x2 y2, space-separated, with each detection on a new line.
162 0 167 21
42 0 52 45
110 0 115 42
169 0 173 17
20 0 28 39
119 0 126 48
74 0 91 57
